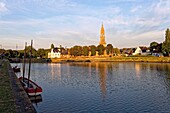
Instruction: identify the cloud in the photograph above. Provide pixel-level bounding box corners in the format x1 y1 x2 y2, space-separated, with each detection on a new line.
152 0 170 16
0 2 8 12
0 0 170 49
130 5 142 13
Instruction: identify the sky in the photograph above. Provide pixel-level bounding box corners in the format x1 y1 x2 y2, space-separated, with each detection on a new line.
0 0 170 50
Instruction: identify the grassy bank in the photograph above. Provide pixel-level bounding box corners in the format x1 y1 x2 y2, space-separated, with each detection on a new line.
0 60 16 113
51 56 170 63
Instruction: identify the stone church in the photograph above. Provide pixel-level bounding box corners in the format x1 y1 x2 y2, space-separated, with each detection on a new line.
99 23 106 47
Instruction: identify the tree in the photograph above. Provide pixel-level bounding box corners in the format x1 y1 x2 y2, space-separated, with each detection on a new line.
89 45 96 56
37 48 46 58
25 46 37 58
162 28 170 56
51 44 54 49
0 49 5 54
45 49 51 58
13 50 19 58
113 48 120 56
97 45 105 55
70 45 82 56
4 49 15 58
82 46 89 56
150 41 158 52
106 44 113 55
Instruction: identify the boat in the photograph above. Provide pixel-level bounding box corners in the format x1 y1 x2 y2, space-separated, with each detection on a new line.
19 40 43 96
29 95 43 104
12 66 20 72
19 77 42 96
12 45 21 72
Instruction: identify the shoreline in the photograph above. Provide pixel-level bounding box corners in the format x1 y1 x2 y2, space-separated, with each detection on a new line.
51 56 170 63
8 56 170 63
0 60 36 113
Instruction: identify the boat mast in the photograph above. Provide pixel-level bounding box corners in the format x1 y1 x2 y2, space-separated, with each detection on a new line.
23 42 27 82
28 40 33 86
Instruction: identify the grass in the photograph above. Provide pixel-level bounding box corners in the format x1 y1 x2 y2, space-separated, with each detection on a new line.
51 56 170 63
0 60 16 113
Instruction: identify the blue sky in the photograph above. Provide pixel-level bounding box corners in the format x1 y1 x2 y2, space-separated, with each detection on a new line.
0 0 170 49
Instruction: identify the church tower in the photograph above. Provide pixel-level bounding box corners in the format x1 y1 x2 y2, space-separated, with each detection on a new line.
99 23 106 47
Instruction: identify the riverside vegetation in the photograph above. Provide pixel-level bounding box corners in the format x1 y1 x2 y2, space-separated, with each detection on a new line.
0 60 16 113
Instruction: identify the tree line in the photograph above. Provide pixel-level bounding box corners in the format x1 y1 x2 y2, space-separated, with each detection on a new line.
150 28 170 56
0 28 170 58
0 46 50 59
69 44 120 56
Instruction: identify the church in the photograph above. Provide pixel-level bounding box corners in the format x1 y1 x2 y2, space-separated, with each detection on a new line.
48 23 107 58
99 23 107 47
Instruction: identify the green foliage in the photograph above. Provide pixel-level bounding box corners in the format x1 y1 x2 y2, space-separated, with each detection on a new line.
25 46 37 58
70 45 83 56
0 49 5 54
82 46 89 56
0 61 16 113
150 41 158 47
162 28 170 56
113 48 120 56
106 44 113 55
89 45 96 56
150 41 162 53
37 48 46 58
97 44 105 55
17 50 24 58
51 44 54 49
5 49 13 58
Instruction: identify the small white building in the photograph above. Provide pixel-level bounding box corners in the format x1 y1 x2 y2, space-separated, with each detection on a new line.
132 47 142 55
48 48 61 58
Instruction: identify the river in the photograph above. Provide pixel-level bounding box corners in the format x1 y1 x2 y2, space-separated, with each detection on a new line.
11 62 170 113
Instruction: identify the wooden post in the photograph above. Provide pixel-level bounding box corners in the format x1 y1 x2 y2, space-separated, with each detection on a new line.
23 42 27 82
28 40 33 87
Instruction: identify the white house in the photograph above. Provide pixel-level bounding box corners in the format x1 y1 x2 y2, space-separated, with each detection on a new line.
132 47 142 55
48 48 61 58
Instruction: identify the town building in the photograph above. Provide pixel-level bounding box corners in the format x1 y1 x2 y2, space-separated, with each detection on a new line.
48 48 61 58
99 23 106 47
132 47 142 55
48 46 69 58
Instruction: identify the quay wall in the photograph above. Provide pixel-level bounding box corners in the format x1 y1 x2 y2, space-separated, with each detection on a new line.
0 60 36 113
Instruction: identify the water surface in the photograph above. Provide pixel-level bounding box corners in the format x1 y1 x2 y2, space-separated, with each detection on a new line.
12 62 170 113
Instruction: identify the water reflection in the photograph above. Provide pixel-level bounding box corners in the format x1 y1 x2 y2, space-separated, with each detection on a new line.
30 95 43 104
96 62 107 99
10 62 170 113
49 63 61 80
135 63 141 79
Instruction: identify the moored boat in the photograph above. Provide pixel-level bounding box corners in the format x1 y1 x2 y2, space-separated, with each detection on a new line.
12 66 20 72
29 95 42 104
19 77 42 96
19 40 43 96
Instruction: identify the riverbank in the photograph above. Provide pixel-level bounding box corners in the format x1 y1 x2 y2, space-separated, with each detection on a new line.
0 60 36 113
9 58 51 63
51 56 170 63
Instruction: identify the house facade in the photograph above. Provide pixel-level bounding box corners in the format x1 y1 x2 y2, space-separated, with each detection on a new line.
48 47 69 58
48 48 61 58
132 47 142 55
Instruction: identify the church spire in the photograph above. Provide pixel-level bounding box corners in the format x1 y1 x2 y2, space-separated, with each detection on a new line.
99 23 106 47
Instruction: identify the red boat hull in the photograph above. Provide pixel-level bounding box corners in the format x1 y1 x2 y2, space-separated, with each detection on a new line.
13 67 20 72
19 77 42 96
